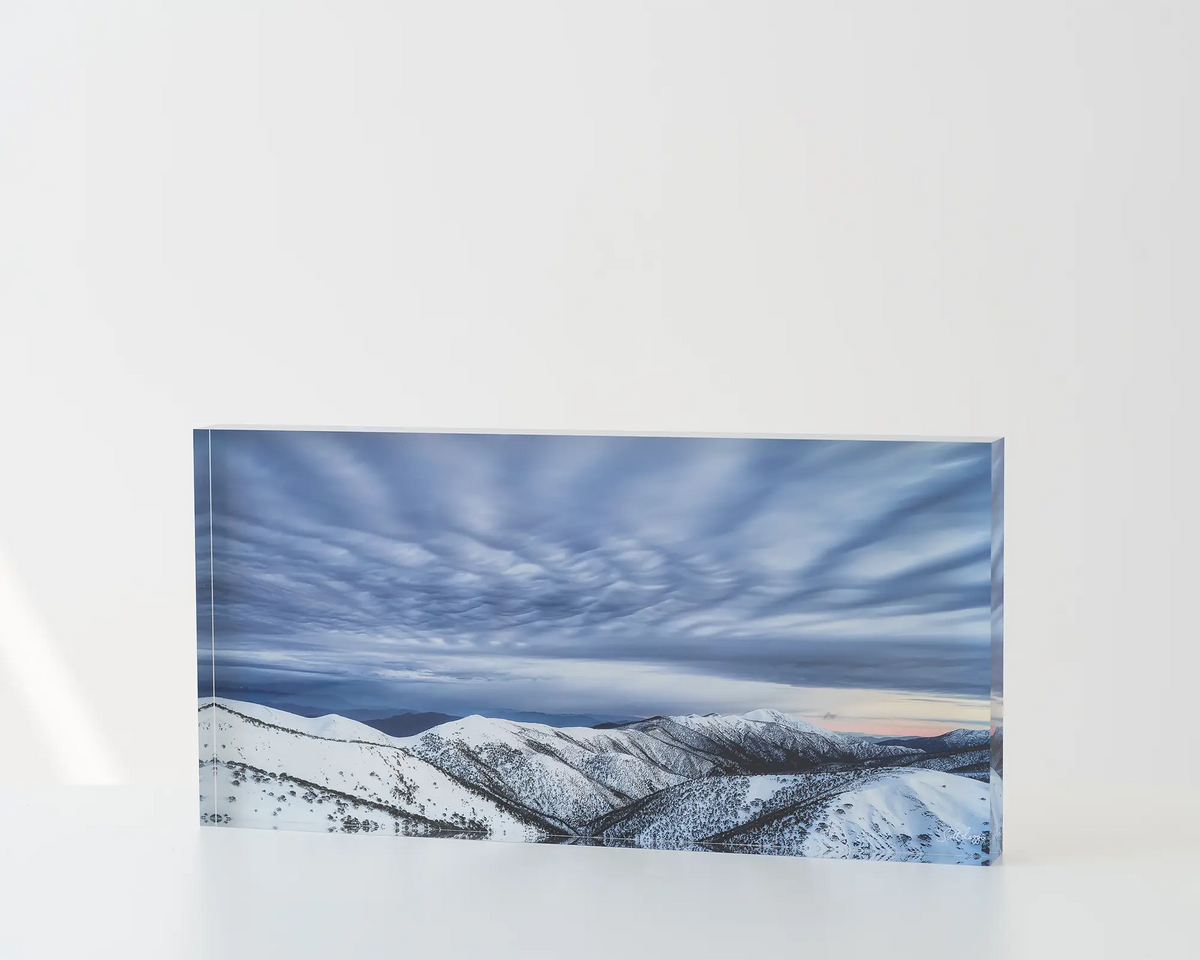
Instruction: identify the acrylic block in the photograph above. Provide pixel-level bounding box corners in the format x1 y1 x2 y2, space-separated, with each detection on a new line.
196 430 1004 865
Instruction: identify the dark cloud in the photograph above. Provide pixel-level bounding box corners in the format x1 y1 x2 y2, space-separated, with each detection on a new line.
198 431 994 715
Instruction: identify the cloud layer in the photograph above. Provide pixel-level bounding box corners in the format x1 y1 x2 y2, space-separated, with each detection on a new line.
197 431 994 721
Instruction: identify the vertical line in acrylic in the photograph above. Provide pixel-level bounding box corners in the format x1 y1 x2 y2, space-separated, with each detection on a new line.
208 429 217 820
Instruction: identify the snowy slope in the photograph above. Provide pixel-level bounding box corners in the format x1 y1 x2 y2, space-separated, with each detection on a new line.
629 710 919 768
883 747 991 782
397 708 917 828
784 770 992 863
399 715 694 827
199 699 991 862
200 696 399 746
941 728 991 750
586 771 857 850
588 769 992 864
199 700 549 839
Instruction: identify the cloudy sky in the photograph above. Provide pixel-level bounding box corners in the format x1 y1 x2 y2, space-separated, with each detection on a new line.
196 430 996 735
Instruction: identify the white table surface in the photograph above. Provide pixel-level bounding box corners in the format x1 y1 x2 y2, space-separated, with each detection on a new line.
2 786 1195 959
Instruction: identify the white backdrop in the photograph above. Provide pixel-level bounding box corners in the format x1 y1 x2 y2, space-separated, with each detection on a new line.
1 3 1197 957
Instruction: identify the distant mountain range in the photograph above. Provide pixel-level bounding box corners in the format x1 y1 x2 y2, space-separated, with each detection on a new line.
877 728 990 753
361 712 463 737
199 698 996 864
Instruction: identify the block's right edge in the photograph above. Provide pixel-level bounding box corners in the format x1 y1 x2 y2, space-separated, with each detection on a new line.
989 438 1004 863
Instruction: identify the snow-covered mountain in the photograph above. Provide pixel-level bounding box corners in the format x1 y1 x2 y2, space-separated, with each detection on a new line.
198 699 551 839
397 706 920 828
605 709 921 768
399 715 692 829
584 769 992 864
198 699 993 863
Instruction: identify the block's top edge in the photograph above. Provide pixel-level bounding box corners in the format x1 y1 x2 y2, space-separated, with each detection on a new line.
195 426 1004 443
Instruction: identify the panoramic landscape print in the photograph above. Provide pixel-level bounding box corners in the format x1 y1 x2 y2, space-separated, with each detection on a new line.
197 430 1004 865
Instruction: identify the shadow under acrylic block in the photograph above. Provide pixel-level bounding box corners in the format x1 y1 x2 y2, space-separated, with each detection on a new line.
196 430 1004 865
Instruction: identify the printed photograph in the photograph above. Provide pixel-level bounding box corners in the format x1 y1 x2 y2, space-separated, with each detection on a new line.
197 430 1003 864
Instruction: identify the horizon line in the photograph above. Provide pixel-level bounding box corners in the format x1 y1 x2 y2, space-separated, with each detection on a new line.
198 695 988 739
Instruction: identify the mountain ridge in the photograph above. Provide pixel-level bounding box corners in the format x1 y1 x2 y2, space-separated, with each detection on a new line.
199 698 993 863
